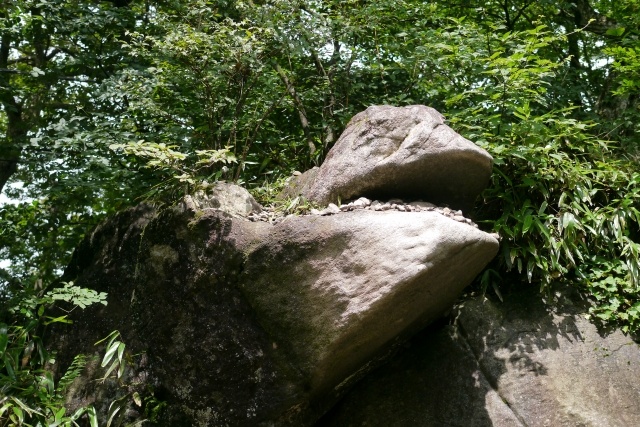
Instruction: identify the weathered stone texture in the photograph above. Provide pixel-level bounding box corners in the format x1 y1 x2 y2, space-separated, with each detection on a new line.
241 210 499 401
301 105 493 212
318 286 640 427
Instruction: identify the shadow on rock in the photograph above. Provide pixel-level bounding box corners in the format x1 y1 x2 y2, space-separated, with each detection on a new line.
317 317 520 427
318 284 640 427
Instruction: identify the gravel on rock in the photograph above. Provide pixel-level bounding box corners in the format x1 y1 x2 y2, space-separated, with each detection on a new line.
244 198 480 228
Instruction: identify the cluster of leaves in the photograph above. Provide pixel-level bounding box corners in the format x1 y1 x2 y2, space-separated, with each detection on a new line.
415 18 640 333
0 0 153 289
0 282 106 426
482 111 640 333
109 141 237 196
94 330 156 427
0 281 158 426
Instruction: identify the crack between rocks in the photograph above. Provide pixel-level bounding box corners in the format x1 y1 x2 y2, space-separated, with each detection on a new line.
455 318 530 427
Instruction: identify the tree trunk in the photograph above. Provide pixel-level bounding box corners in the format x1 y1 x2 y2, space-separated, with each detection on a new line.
0 32 24 196
567 0 618 35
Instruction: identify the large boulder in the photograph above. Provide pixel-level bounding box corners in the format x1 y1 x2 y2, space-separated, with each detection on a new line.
55 185 498 426
301 105 493 212
319 286 640 427
241 209 499 401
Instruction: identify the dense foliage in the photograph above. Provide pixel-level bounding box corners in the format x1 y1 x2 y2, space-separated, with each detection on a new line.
2 0 640 422
0 282 107 425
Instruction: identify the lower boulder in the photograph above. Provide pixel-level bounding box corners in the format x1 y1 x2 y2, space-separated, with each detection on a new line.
318 286 640 427
55 193 498 426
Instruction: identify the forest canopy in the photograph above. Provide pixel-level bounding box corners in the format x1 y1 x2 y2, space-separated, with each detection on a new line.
2 0 640 332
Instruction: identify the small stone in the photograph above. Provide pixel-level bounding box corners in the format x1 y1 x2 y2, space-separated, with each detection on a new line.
453 215 465 222
411 201 437 209
352 200 366 209
355 197 372 207
292 170 302 176
397 205 406 212
320 203 340 215
310 209 321 215
443 207 451 215
381 203 392 211
340 204 350 212
389 198 403 204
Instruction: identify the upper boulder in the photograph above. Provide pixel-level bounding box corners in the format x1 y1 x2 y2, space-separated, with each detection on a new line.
301 105 493 212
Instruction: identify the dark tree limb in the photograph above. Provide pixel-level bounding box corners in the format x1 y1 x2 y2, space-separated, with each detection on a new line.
566 0 619 35
272 61 316 157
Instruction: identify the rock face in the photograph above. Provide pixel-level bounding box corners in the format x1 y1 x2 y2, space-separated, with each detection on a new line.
318 286 640 427
301 105 493 212
242 209 498 401
56 186 499 426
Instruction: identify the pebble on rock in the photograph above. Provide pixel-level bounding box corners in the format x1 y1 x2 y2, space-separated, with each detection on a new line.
247 197 479 229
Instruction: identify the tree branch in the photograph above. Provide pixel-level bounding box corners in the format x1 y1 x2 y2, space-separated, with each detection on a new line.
567 0 619 35
272 61 316 157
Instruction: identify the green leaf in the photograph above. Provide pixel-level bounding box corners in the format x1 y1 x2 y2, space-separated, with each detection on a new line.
537 201 548 216
102 340 122 367
88 406 99 427
605 27 625 37
44 315 72 325
55 406 66 422
132 391 142 407
12 406 24 423
522 214 534 234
